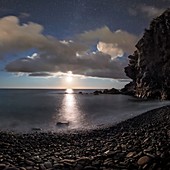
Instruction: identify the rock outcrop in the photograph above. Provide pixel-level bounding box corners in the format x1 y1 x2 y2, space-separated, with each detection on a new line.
123 9 170 100
93 88 120 95
103 88 120 94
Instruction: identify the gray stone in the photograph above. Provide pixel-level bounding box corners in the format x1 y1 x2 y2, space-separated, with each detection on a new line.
19 168 26 170
4 168 19 170
76 157 91 165
74 163 83 170
44 162 52 169
39 164 46 170
25 160 35 166
84 166 97 170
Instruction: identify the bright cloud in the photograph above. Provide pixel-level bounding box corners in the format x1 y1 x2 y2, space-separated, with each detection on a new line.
97 41 124 59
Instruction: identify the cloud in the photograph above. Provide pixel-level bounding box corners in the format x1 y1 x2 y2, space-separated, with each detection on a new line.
76 26 138 54
19 12 30 19
129 5 165 18
117 79 131 83
5 51 127 79
140 5 165 18
1 16 138 79
0 16 86 59
28 72 53 77
5 47 127 79
0 16 47 58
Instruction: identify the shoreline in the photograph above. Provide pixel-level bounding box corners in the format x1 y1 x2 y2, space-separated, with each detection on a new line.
0 106 170 169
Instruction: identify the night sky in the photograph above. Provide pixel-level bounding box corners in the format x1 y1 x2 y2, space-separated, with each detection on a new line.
0 0 169 89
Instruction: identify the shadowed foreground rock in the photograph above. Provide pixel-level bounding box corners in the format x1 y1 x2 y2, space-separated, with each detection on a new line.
0 106 170 169
124 9 170 100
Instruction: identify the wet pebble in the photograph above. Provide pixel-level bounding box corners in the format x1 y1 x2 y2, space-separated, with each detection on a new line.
83 166 97 170
126 151 136 158
0 106 169 169
44 162 52 169
137 156 151 166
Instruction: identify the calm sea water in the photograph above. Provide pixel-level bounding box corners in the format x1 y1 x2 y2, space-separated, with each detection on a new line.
0 89 169 132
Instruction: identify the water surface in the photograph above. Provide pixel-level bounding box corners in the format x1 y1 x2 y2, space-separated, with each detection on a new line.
0 89 169 132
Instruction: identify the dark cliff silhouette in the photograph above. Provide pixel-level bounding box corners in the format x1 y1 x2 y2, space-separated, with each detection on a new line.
122 9 170 100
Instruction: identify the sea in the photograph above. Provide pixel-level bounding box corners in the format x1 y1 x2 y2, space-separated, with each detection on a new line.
0 89 169 133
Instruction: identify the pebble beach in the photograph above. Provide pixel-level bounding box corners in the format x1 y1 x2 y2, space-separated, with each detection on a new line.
0 106 170 170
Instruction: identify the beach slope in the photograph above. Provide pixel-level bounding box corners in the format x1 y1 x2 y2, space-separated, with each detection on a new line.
0 106 170 170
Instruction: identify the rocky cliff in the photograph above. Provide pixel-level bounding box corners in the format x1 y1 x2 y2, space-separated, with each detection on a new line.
123 9 170 100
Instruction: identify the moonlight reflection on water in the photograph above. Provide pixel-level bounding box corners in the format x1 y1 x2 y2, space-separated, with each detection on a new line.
57 90 85 129
66 88 73 94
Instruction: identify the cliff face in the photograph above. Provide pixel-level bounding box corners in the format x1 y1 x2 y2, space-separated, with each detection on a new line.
124 9 170 100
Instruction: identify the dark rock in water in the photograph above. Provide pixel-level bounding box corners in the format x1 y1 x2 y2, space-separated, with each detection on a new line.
124 9 170 100
93 88 120 95
93 90 102 95
103 88 120 94
56 121 69 126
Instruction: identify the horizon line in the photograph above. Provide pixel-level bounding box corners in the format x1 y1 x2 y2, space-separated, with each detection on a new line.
0 87 112 90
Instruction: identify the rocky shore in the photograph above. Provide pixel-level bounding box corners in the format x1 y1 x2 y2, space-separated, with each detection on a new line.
0 106 170 170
